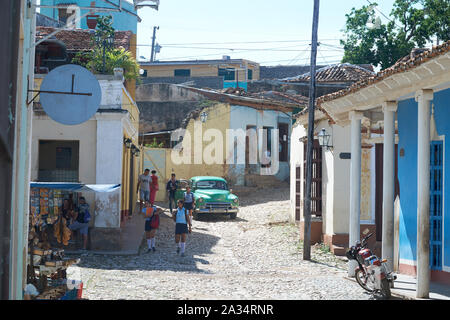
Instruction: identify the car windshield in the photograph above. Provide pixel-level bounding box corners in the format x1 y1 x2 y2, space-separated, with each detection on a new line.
195 180 228 190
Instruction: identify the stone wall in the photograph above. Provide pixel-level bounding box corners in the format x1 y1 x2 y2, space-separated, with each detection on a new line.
247 80 351 98
136 83 208 134
140 76 224 90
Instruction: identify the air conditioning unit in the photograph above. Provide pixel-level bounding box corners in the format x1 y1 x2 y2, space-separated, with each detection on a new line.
222 55 231 60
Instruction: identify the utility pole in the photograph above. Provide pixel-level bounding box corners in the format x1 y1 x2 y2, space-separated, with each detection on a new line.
303 0 320 261
150 26 159 62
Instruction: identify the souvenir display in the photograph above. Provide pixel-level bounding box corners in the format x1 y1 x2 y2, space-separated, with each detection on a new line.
26 187 83 300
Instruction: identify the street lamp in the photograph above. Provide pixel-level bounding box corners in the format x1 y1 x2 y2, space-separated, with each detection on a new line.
200 111 208 123
317 128 332 150
131 144 141 157
95 32 115 74
124 138 132 149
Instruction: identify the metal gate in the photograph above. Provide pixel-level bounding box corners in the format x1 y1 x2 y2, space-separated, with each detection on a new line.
430 141 443 270
295 166 301 221
303 140 322 217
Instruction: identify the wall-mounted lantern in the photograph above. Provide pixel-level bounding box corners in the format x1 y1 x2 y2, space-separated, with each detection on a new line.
200 111 208 123
124 138 132 149
131 144 141 157
318 128 332 150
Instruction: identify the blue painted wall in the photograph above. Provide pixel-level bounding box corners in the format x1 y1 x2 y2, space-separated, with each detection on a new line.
397 98 418 263
224 81 248 91
397 88 450 270
431 89 450 269
40 0 138 33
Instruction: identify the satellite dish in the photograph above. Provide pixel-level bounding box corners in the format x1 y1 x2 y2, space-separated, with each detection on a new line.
39 64 102 125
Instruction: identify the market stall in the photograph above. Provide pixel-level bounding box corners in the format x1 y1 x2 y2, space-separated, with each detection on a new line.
25 182 120 300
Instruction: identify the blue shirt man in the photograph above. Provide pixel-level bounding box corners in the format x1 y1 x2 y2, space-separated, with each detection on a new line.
166 173 178 213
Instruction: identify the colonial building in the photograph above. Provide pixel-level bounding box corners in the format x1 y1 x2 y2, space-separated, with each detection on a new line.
289 63 377 252
31 26 141 251
38 0 140 33
137 83 302 202
313 42 450 297
139 57 260 91
31 71 140 250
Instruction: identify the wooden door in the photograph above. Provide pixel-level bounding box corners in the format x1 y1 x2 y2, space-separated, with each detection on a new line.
278 123 289 162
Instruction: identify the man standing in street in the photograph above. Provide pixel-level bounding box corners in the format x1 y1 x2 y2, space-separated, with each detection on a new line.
166 173 178 214
68 196 91 252
137 169 151 215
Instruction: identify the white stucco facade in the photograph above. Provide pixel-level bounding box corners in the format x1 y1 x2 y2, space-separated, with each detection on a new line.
227 105 291 185
289 115 353 236
31 75 135 230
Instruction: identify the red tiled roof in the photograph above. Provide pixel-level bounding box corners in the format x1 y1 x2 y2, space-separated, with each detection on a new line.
35 26 133 52
317 41 450 106
283 63 375 83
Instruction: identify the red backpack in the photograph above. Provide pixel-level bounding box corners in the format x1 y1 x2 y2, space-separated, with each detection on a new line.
149 206 159 229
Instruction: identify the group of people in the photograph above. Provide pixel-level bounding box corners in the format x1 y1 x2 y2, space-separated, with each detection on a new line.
61 196 91 251
138 170 196 257
137 169 159 214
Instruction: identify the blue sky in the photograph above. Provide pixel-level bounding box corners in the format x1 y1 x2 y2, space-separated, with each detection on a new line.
135 0 397 66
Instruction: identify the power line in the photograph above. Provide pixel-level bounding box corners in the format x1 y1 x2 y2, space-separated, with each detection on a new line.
136 38 343 46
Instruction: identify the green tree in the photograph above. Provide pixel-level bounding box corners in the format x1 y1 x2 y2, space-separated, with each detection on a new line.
145 138 164 148
340 0 450 70
71 15 140 81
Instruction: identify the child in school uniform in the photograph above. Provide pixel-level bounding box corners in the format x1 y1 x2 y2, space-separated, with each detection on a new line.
172 199 191 257
143 201 162 253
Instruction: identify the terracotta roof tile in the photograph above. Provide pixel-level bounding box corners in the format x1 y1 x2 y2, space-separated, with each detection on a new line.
317 41 450 106
282 63 375 83
35 26 133 52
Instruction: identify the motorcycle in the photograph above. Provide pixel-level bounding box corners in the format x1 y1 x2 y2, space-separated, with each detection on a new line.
346 232 397 298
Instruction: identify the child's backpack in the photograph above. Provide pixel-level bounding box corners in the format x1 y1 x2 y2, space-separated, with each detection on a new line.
146 206 160 229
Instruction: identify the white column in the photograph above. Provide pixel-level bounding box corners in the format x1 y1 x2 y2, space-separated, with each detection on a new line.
348 111 363 277
95 113 126 228
382 101 397 271
415 89 433 298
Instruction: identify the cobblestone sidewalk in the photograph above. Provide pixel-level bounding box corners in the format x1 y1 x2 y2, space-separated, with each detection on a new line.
67 187 377 300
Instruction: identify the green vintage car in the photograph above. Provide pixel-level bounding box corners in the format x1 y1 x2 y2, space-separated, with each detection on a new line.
174 176 239 219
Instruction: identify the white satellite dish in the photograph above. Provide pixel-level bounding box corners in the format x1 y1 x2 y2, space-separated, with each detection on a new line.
39 64 102 125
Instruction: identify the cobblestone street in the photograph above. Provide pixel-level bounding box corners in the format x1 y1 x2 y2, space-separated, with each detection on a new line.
67 187 375 300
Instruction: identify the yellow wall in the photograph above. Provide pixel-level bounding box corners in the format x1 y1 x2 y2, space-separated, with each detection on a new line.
122 87 140 137
121 87 140 215
144 103 232 201
167 102 231 180
141 60 260 81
